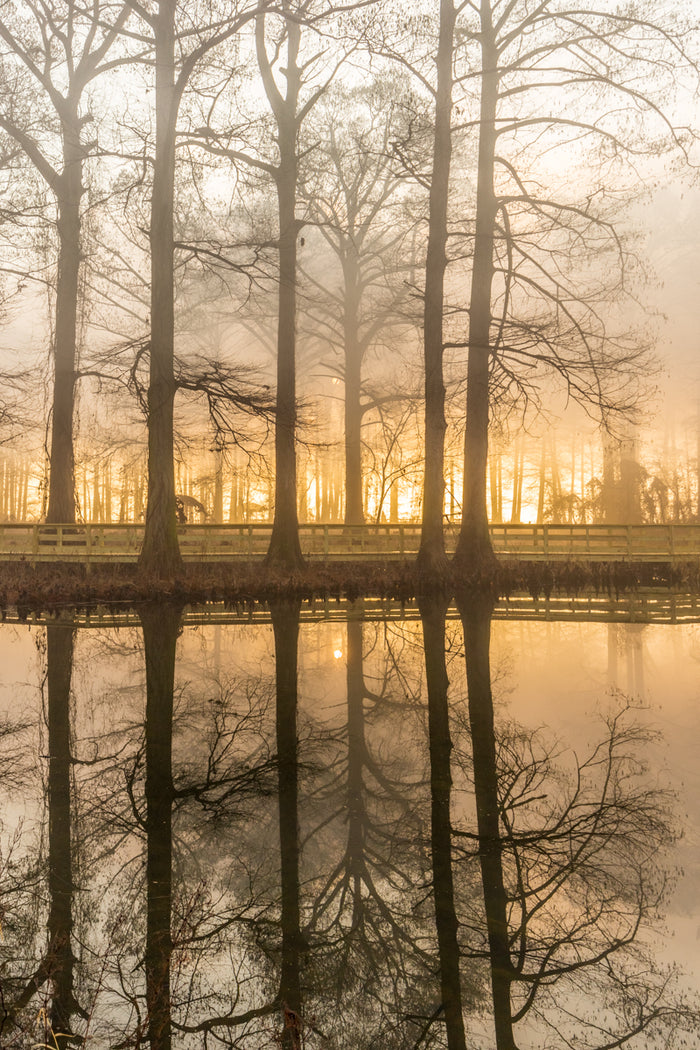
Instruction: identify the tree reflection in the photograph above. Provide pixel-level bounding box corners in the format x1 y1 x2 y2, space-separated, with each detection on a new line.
141 603 181 1050
456 594 697 1049
305 604 436 1047
0 606 696 1050
420 596 468 1050
271 598 304 1048
0 626 84 1048
458 594 515 1049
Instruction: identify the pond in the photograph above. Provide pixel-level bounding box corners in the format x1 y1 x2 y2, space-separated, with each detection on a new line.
0 599 698 1049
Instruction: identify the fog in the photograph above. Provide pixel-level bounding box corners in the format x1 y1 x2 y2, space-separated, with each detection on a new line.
0 0 698 545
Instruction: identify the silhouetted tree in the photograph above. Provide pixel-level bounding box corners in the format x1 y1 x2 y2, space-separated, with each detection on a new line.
453 0 694 568
0 1 130 523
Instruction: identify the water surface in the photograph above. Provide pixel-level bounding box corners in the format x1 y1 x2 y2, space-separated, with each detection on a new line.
0 601 697 1048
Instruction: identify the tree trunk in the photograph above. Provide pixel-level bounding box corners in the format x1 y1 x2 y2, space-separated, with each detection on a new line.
459 594 517 1050
419 596 468 1050
344 250 364 525
264 15 304 569
270 600 304 1047
46 121 83 525
213 450 223 523
139 0 182 576
141 602 181 1050
417 0 456 574
510 441 524 524
454 4 498 570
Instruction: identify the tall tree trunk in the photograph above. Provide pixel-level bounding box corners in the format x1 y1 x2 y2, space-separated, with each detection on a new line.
510 441 524 524
536 444 546 523
458 594 517 1050
141 602 180 1050
264 13 304 569
270 600 304 1047
454 4 498 570
419 596 468 1050
417 0 456 574
139 0 182 576
344 250 364 525
46 121 83 525
213 450 223 523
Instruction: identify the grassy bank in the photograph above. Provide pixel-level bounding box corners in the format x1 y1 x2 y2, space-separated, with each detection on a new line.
0 558 698 616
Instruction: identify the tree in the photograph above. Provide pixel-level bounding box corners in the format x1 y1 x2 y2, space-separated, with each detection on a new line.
456 594 698 1049
0 0 130 523
127 0 268 575
417 0 457 573
300 80 419 526
453 0 695 569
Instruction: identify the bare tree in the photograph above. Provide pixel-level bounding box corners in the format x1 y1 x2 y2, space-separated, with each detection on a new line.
0 0 131 523
452 0 696 569
123 0 269 575
300 78 420 525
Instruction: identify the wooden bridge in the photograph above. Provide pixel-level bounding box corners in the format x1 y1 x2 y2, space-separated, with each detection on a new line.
0 521 698 564
6 592 700 627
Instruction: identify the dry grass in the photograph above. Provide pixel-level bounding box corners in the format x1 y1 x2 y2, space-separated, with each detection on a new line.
0 558 697 617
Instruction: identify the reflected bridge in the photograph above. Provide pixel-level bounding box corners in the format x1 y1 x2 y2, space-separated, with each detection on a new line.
5 591 700 628
1 521 699 564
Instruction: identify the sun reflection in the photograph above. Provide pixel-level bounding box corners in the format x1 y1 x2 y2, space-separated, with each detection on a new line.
333 648 343 660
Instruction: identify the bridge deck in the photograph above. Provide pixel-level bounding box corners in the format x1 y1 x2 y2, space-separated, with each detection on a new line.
0 522 698 564
5 592 700 628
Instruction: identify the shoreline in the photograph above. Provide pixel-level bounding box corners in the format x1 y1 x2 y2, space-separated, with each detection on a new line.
0 558 698 616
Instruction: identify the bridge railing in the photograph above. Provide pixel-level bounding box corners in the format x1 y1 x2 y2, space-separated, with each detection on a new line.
0 521 698 563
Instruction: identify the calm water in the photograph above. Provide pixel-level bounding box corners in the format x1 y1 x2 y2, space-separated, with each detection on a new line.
0 601 698 1049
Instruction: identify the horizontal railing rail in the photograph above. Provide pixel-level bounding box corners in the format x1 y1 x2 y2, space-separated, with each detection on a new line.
0 521 698 564
4 591 700 628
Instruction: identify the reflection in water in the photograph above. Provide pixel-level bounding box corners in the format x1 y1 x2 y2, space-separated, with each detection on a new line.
420 597 468 1050
45 626 84 1049
271 599 303 1048
0 606 696 1048
142 603 181 1050
0 627 83 1049
457 600 694 1049
459 595 515 1050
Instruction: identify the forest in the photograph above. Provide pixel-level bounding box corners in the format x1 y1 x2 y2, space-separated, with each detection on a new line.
0 0 698 579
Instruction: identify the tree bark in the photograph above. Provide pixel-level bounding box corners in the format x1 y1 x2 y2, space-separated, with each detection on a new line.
454 1 498 570
263 12 304 569
417 0 456 574
139 0 182 576
46 118 83 524
344 250 364 526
